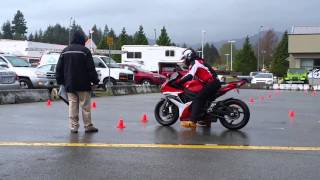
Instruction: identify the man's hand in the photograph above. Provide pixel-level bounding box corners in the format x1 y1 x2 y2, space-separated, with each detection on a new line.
91 84 99 91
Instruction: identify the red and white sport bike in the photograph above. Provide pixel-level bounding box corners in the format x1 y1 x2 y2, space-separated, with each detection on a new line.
154 72 250 130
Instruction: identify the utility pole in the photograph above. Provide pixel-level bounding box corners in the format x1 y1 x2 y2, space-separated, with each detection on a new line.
228 40 236 71
201 30 206 59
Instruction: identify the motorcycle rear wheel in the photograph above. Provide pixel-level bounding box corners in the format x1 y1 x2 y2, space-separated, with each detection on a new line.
219 99 250 130
154 99 179 126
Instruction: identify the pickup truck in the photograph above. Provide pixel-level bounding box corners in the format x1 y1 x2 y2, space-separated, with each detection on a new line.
93 55 134 89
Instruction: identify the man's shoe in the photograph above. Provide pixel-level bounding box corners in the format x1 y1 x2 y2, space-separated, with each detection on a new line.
197 121 211 127
180 121 197 129
85 126 99 133
70 129 78 133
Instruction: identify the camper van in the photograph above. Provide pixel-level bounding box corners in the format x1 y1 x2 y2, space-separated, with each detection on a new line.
121 45 186 73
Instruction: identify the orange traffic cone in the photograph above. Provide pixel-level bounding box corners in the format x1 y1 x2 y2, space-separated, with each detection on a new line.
259 96 265 102
288 110 295 121
47 99 52 107
117 117 126 129
92 101 97 109
141 113 148 123
249 97 255 105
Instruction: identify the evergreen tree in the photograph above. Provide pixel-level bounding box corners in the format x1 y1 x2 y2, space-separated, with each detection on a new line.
202 43 220 66
42 24 69 45
34 31 39 42
182 43 188 48
103 25 109 36
91 25 102 45
70 20 86 39
234 37 257 74
2 21 13 39
270 31 289 77
38 29 43 42
12 10 28 40
219 43 237 70
156 26 171 46
133 25 148 45
28 33 34 41
119 27 129 47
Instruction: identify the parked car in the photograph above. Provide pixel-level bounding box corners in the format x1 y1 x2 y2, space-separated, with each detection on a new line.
33 64 57 89
120 64 166 85
251 73 274 85
93 55 134 89
0 65 20 90
0 54 36 89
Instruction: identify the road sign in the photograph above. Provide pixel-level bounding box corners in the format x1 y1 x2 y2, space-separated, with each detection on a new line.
107 37 113 46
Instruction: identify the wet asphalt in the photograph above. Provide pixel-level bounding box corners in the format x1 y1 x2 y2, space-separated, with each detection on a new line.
0 89 320 180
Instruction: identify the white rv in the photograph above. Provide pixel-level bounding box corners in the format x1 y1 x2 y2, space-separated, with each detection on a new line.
121 45 186 72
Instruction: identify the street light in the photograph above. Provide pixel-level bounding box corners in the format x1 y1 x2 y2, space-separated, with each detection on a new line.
257 25 263 71
68 17 74 45
261 50 266 70
228 40 236 71
201 30 206 59
154 29 157 45
224 53 230 71
89 29 95 51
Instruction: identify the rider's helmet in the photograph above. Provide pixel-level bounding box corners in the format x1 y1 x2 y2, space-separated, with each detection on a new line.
181 48 198 66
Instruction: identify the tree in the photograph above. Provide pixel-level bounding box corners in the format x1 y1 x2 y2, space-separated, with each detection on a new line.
256 29 278 69
12 10 28 40
42 24 69 44
202 43 220 66
270 31 289 77
133 25 148 45
219 43 237 70
70 20 86 39
2 21 13 39
28 33 34 41
91 25 103 45
156 26 171 46
119 27 129 47
103 25 109 36
234 37 257 74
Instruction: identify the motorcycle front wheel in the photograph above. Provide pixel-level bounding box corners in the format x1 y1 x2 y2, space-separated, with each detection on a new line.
154 99 179 126
219 99 250 130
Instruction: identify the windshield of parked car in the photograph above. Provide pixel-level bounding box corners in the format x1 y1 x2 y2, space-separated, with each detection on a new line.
100 57 120 68
288 69 305 74
255 74 273 78
4 56 31 67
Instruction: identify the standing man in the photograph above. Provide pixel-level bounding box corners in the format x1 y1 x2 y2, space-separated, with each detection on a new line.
56 31 100 133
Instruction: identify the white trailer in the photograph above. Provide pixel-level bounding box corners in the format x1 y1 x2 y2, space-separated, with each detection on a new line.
0 39 66 66
121 45 186 72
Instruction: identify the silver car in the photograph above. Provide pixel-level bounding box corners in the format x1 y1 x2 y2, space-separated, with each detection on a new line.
0 65 20 90
32 64 57 89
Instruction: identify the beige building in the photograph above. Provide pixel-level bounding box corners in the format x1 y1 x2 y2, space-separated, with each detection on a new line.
289 26 320 70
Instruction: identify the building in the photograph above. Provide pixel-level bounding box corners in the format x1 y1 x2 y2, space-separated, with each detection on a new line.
288 26 320 70
0 39 66 65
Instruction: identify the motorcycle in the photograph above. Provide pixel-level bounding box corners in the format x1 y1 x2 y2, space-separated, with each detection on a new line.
154 72 250 130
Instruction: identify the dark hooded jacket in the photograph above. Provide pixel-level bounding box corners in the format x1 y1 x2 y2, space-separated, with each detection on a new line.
56 31 99 92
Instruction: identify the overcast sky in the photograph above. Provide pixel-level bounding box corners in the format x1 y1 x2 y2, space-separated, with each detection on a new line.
1 0 319 44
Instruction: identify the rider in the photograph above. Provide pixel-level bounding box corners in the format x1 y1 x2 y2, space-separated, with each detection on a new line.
176 48 221 128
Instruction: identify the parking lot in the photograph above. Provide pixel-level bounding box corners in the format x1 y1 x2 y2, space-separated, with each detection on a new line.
1 89 320 179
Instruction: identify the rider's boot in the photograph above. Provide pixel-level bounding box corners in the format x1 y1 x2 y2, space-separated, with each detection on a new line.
180 121 197 128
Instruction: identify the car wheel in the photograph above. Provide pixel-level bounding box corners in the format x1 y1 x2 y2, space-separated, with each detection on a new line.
19 78 33 89
103 78 116 90
142 79 152 86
